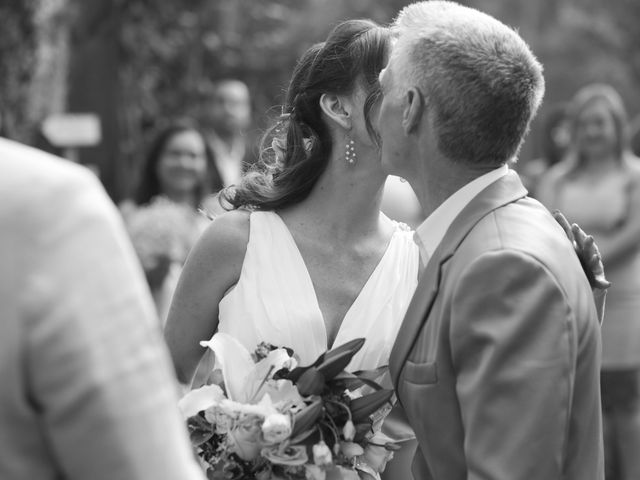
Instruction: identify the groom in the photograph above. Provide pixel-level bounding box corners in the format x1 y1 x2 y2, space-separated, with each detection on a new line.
379 2 604 479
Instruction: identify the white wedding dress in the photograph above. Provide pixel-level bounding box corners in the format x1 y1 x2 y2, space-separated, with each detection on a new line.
194 211 419 479
215 211 420 372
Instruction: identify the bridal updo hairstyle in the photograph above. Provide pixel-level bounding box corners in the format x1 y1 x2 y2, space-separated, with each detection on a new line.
222 19 390 210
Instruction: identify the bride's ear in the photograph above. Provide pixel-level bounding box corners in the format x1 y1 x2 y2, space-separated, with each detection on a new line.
319 93 351 130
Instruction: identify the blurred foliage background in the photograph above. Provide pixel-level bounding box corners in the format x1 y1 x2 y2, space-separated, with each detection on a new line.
1 0 639 200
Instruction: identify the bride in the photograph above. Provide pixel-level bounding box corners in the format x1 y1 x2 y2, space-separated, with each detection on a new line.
165 19 418 478
165 18 606 480
165 19 414 389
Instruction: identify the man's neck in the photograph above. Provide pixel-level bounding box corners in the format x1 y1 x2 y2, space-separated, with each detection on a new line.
413 154 502 218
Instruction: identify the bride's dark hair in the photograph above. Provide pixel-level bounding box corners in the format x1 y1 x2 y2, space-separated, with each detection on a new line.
222 19 390 210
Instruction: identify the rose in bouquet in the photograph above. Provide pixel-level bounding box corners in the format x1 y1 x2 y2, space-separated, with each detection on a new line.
179 334 397 480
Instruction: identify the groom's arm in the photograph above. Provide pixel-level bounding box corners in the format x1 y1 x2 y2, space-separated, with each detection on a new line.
448 250 592 480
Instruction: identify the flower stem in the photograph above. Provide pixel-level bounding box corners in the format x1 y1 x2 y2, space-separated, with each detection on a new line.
249 365 275 403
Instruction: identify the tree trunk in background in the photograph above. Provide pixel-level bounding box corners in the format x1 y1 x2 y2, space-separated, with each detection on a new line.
67 0 122 200
0 0 71 146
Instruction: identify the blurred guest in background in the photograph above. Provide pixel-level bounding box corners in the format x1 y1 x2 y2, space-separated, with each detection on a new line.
518 102 570 198
0 137 205 480
538 83 640 480
201 79 255 190
120 120 215 324
125 120 219 211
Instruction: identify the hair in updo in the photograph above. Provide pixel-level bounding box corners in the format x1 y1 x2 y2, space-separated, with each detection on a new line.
222 19 390 210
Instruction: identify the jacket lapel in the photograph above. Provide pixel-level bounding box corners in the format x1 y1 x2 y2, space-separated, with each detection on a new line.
389 170 528 390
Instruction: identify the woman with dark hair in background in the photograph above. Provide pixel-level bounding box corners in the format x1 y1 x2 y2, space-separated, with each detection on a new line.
538 83 640 480
121 120 219 324
128 120 221 210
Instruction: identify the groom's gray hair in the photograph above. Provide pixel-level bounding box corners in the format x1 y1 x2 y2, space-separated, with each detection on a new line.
390 1 545 166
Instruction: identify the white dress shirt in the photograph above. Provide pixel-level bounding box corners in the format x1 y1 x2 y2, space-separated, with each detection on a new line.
0 138 205 480
414 164 509 265
209 133 245 187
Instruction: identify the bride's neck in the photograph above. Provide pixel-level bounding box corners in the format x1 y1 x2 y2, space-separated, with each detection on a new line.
282 161 387 239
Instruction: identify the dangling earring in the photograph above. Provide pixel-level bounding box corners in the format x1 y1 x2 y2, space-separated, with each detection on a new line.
345 138 356 165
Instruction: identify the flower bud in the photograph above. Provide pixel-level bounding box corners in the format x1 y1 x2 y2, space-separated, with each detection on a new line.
313 441 333 467
342 420 356 441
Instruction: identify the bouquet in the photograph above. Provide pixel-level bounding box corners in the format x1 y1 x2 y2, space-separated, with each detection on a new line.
123 197 200 290
179 334 397 480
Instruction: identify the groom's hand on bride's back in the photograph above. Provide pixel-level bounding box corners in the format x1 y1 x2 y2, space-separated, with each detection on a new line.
553 210 611 291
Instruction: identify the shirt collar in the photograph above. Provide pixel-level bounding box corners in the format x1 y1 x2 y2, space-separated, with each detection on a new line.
414 164 509 265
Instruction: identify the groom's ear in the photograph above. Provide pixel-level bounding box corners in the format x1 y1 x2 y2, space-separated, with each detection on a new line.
402 87 424 135
319 93 351 130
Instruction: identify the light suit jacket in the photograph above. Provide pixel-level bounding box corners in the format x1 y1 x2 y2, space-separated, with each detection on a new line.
389 171 604 480
0 139 205 480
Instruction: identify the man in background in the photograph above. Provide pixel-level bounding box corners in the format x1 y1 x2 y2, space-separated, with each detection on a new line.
202 79 254 190
0 137 205 480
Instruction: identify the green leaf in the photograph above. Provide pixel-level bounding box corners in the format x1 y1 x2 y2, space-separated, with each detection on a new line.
190 428 214 446
353 421 373 443
296 367 326 396
306 338 366 371
323 338 365 364
316 349 359 380
291 398 323 438
285 339 367 384
352 365 389 382
288 425 319 445
331 371 385 392
349 389 394 423
187 415 214 446
283 365 311 383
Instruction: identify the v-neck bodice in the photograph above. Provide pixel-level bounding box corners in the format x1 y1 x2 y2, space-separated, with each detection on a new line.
217 211 420 370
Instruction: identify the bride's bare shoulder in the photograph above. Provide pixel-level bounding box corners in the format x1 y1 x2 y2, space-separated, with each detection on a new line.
205 209 250 236
191 209 251 265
